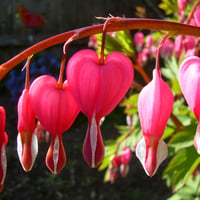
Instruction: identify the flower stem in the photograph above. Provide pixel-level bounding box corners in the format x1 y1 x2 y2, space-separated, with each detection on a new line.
57 54 66 89
1 18 200 80
98 17 121 65
24 56 32 89
115 127 135 154
57 34 77 89
155 33 171 70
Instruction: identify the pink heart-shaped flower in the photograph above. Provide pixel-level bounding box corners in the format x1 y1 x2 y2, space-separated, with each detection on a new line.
67 49 134 167
179 56 200 154
0 107 8 192
29 75 80 173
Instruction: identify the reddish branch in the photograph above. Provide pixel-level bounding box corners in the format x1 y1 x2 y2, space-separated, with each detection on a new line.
1 18 200 80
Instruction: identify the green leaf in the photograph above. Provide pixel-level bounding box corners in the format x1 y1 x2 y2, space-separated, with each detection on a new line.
158 0 178 16
171 77 181 94
172 98 195 126
115 30 134 55
98 144 116 171
94 30 135 58
168 173 200 200
162 125 175 140
163 147 199 191
95 33 124 56
168 126 196 152
121 94 139 106
121 94 139 115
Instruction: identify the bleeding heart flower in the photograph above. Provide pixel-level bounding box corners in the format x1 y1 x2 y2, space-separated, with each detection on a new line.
109 154 121 183
178 56 200 154
136 68 173 177
29 75 80 173
121 147 132 165
160 39 174 59
194 6 200 26
177 0 189 14
17 88 38 172
120 147 132 177
0 106 8 192
134 32 144 52
67 49 134 168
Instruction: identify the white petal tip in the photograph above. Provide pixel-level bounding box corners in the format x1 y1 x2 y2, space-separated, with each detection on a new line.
17 133 38 171
194 124 200 154
136 137 168 177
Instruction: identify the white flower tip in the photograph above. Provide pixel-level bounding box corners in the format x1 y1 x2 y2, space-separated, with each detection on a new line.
136 137 168 177
194 124 200 154
0 144 7 186
17 132 38 172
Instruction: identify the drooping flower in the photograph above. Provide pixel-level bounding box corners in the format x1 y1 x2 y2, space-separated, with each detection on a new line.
177 0 189 14
67 49 134 168
120 147 132 177
29 75 80 173
194 6 200 26
145 34 154 48
17 88 38 172
0 107 8 192
138 47 149 65
136 68 174 177
160 39 174 59
109 154 121 183
134 32 144 52
178 56 200 153
174 35 196 58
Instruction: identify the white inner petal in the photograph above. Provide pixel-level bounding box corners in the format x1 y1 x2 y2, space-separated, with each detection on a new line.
154 139 168 175
135 137 148 175
195 124 200 154
1 144 6 184
136 137 168 176
90 116 97 168
53 135 60 173
17 133 23 169
30 133 38 170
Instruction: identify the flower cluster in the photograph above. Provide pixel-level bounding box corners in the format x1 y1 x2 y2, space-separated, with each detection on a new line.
1 1 200 193
109 147 132 183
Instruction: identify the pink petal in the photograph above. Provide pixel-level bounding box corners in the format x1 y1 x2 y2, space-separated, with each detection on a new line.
138 69 174 138
178 56 200 119
17 89 35 134
194 6 200 26
66 50 100 118
29 75 80 136
95 52 134 119
82 116 104 168
121 147 131 165
0 107 7 191
46 135 66 174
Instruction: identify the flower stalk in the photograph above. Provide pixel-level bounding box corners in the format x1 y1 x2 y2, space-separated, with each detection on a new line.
1 18 200 80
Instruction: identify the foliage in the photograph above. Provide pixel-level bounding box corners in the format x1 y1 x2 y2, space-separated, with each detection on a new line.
159 0 178 16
